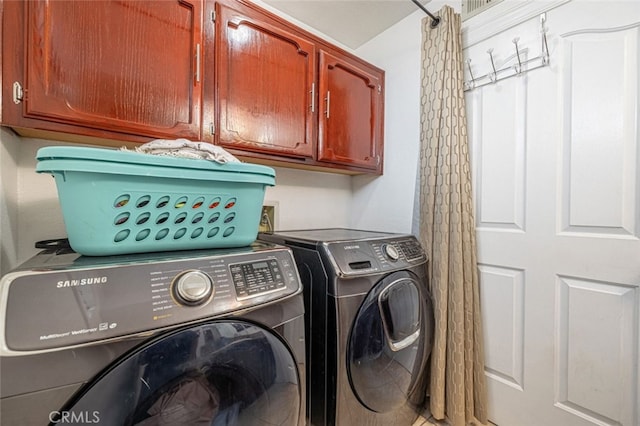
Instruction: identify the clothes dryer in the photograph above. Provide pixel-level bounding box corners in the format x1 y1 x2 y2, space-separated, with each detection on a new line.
0 243 305 426
260 229 434 426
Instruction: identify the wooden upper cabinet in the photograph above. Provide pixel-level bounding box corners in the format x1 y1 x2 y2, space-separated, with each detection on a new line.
215 2 316 158
2 0 384 173
14 0 203 140
317 50 384 173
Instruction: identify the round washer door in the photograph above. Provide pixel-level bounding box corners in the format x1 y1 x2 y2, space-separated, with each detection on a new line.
51 320 301 426
347 270 433 413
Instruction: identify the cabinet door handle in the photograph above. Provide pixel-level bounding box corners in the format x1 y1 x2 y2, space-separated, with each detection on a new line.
13 82 24 104
195 43 201 83
325 91 330 119
310 83 315 113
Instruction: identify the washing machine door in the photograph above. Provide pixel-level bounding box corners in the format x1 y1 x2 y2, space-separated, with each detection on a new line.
50 320 300 426
347 270 433 413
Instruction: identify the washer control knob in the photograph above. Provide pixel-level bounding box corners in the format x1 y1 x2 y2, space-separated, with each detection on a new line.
173 270 213 306
382 243 400 261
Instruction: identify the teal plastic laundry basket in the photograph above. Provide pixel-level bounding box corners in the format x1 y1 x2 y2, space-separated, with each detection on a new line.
36 146 275 256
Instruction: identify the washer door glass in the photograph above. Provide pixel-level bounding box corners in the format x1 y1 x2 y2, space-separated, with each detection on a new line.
51 320 300 426
347 271 432 413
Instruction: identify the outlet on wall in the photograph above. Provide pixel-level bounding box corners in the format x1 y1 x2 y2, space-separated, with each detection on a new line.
259 205 276 233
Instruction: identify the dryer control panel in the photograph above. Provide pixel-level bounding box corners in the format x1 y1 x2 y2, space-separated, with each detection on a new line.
325 236 427 277
0 245 301 355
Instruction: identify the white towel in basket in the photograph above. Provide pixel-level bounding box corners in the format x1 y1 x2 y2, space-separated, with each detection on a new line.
125 139 240 164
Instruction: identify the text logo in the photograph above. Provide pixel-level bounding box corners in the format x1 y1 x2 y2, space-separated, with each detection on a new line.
56 276 108 288
49 411 100 424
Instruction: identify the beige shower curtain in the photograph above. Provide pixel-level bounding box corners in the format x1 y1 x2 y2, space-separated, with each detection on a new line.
417 6 488 426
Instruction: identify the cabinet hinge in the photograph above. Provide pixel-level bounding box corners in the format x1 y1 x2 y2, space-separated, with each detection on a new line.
13 82 24 104
211 10 216 22
209 122 215 135
378 84 382 94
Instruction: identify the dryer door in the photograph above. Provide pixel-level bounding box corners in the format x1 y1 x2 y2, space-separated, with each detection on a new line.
50 320 300 426
347 270 433 413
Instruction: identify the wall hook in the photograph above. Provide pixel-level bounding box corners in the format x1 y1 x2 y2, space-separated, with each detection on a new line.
541 32 550 65
540 13 550 65
466 59 476 89
487 48 498 82
512 38 523 74
463 13 551 92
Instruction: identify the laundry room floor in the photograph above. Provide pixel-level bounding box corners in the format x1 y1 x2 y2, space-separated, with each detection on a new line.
413 409 497 426
413 413 445 425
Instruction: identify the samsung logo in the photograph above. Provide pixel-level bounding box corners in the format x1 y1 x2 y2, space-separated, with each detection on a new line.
57 276 108 288
343 245 360 250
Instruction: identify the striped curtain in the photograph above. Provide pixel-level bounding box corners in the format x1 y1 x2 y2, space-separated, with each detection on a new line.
417 6 488 426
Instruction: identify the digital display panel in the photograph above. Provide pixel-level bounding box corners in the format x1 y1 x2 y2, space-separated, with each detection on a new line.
230 259 286 299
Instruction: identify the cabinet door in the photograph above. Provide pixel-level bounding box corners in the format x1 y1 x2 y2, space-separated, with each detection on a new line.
23 0 202 139
318 50 384 173
216 3 316 159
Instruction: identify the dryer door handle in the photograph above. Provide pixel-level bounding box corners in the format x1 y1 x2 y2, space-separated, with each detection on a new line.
378 279 421 352
384 327 421 352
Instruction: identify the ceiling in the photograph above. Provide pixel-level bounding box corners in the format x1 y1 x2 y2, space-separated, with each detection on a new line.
260 0 433 49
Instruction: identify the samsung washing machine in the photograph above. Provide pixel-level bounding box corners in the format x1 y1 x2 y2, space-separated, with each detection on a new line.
259 229 434 426
0 242 305 426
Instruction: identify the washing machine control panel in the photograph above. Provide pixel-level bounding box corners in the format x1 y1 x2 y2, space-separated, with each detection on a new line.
229 259 287 299
0 245 302 354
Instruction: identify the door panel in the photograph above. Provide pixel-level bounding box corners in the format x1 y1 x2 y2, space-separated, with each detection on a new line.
318 51 383 171
559 25 639 236
25 0 202 139
466 2 640 425
216 3 315 158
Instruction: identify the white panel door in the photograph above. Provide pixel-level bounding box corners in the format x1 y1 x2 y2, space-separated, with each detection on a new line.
466 1 640 425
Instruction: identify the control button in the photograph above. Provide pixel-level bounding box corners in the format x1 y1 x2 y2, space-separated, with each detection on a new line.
382 243 400 261
173 270 213 306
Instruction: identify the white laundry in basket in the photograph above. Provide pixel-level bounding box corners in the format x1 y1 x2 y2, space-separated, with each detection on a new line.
124 139 240 164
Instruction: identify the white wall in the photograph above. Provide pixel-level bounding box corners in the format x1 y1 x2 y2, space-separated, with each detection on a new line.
0 128 20 276
265 167 352 230
352 1 460 234
13 138 70 264
351 10 423 233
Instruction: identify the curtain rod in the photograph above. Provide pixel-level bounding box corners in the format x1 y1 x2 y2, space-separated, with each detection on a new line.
410 0 441 28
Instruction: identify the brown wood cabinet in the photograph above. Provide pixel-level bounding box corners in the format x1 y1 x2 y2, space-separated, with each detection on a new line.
2 0 384 174
215 2 316 159
212 0 384 174
3 0 203 142
318 50 383 172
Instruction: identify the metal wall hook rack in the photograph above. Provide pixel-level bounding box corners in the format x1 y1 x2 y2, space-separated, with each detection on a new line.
464 13 550 91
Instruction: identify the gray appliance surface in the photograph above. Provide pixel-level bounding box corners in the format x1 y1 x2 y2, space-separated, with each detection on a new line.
259 229 434 426
262 228 427 294
0 242 306 426
262 228 395 243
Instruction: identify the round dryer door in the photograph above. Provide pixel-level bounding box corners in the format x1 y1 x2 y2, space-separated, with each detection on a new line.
347 270 434 413
50 320 301 426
